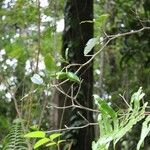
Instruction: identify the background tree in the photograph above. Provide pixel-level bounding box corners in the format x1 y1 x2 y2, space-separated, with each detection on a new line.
55 0 95 149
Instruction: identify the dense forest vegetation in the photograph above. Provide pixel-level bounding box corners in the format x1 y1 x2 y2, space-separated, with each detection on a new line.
0 0 150 150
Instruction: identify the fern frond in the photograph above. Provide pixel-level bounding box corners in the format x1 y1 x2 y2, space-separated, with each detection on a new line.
2 119 28 150
92 88 148 150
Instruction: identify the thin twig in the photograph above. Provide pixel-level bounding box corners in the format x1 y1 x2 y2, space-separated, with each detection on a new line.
35 0 41 72
46 122 98 133
119 93 131 109
47 103 100 113
52 26 150 88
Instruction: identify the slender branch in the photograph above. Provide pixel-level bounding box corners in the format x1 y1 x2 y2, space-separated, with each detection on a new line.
76 27 150 74
119 94 131 109
46 103 100 113
46 122 98 133
52 26 150 88
20 89 37 101
35 0 41 72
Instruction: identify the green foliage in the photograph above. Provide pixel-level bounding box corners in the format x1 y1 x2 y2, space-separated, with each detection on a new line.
5 40 26 59
84 14 109 55
84 37 99 55
0 115 9 140
2 119 28 150
66 72 80 83
24 131 64 149
44 53 56 72
95 14 109 31
56 71 80 83
24 131 45 138
94 2 150 148
137 115 150 150
92 88 149 150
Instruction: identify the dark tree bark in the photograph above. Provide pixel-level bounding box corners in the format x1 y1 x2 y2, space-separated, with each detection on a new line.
57 0 94 150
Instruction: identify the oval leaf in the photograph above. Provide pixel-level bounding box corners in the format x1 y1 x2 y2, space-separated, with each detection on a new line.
24 131 45 138
56 72 80 83
34 138 50 149
50 133 62 141
84 37 99 55
58 140 65 144
44 53 56 71
94 96 116 119
31 74 43 85
56 72 68 80
67 72 80 83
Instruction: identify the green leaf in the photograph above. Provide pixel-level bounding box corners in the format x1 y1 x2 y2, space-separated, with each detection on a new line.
137 115 150 150
24 131 45 138
5 41 25 59
94 95 116 119
130 87 145 111
66 72 80 83
101 110 113 134
93 88 147 150
84 37 99 55
57 140 65 144
56 72 80 83
56 72 68 80
30 125 38 131
34 138 50 149
95 14 109 28
114 114 145 146
50 133 62 141
44 53 56 71
31 74 43 85
100 100 116 119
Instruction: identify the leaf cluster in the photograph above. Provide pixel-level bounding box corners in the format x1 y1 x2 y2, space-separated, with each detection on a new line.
24 131 64 149
92 88 150 150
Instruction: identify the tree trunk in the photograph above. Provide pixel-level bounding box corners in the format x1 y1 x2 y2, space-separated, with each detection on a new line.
57 0 94 150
